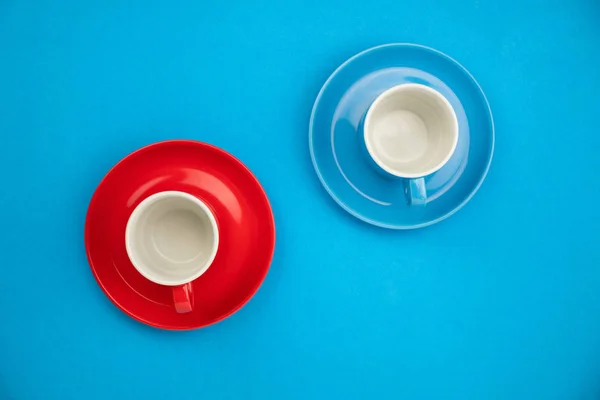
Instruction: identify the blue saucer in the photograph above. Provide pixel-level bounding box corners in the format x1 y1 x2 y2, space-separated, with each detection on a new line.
309 43 495 229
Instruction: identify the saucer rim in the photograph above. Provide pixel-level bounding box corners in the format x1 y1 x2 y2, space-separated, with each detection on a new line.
85 140 276 330
308 42 495 229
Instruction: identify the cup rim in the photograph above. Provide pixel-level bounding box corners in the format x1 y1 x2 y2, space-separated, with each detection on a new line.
125 190 219 286
363 83 459 179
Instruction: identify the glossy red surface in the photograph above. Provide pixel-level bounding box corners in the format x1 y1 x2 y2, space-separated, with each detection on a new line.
85 140 275 330
173 283 193 314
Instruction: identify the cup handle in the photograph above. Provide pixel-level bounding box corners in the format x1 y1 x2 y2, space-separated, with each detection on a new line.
404 178 427 206
172 282 193 313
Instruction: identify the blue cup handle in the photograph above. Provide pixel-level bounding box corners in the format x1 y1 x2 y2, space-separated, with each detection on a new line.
404 178 427 206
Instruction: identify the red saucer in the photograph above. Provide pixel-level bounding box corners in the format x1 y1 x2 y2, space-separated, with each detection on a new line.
85 140 275 330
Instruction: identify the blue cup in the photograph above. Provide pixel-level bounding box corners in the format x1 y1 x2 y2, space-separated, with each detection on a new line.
362 84 459 206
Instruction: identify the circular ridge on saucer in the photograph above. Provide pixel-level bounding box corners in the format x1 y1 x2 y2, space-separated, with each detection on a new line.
309 43 495 229
85 140 275 330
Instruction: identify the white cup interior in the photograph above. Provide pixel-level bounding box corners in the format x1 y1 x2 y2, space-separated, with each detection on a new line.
364 83 459 178
125 191 219 286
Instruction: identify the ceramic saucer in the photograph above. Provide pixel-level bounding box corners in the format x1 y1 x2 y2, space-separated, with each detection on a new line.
85 140 275 330
309 43 494 229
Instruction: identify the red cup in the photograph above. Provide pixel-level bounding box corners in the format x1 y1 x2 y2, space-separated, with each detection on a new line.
125 191 219 313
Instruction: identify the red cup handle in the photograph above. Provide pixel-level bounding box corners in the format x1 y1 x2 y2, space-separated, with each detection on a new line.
172 282 193 313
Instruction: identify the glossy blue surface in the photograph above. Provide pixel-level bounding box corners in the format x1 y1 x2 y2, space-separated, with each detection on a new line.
310 44 494 228
406 177 428 206
1 1 600 399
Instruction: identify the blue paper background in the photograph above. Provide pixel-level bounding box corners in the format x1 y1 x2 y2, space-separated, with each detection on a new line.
1 1 600 399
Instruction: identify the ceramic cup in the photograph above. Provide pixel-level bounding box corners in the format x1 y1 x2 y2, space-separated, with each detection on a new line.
363 83 459 205
125 191 219 313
